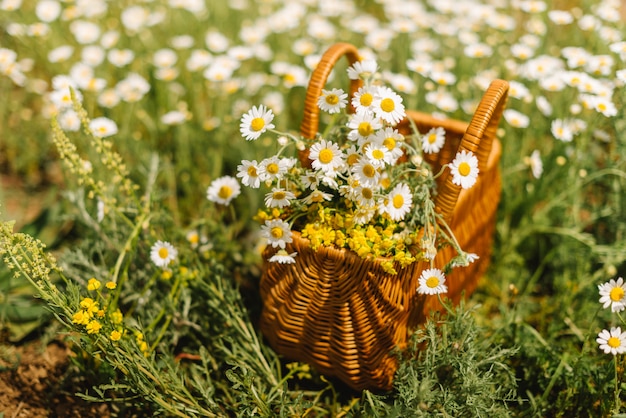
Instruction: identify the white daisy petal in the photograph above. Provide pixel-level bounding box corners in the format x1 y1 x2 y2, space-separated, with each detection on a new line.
450 150 479 189
417 268 448 295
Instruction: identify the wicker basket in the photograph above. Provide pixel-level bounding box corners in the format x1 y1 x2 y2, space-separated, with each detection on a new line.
259 42 509 391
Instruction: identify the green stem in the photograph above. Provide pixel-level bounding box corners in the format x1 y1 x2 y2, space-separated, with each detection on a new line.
614 356 621 414
109 212 152 312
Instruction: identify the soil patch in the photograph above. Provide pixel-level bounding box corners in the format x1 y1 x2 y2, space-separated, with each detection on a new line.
0 340 109 418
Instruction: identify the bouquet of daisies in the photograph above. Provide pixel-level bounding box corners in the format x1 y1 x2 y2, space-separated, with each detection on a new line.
229 59 479 275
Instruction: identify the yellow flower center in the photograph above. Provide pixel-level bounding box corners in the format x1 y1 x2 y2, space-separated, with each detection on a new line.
347 153 359 166
250 117 265 132
319 148 334 164
273 191 286 200
458 162 471 176
358 122 373 137
158 247 169 259
426 276 440 288
360 93 373 106
247 165 257 177
362 164 376 178
266 162 279 174
392 194 404 209
218 185 233 199
309 191 325 203
610 287 624 302
428 133 438 144
380 97 395 113
325 94 339 105
383 137 396 150
188 233 199 245
371 149 385 160
270 226 284 239
361 188 373 199
608 336 621 348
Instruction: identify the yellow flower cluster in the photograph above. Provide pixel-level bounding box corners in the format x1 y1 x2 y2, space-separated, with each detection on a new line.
71 277 124 342
301 208 420 274
135 331 150 357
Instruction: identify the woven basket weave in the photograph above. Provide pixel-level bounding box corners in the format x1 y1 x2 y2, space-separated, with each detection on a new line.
259 43 509 391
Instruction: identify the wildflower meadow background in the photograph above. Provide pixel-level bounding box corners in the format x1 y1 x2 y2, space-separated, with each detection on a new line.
1 0 626 416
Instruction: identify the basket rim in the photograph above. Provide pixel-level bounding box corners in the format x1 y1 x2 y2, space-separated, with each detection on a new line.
297 42 509 224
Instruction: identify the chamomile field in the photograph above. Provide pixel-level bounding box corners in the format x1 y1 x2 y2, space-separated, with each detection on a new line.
1 0 626 416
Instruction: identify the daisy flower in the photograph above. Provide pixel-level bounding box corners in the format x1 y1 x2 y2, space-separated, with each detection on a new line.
421 127 446 154
352 206 376 225
257 156 292 182
450 150 479 189
240 104 275 141
309 139 345 173
417 268 448 295
551 119 574 142
347 59 378 80
269 249 297 264
598 277 626 312
264 188 296 208
525 150 543 179
351 86 379 113
365 143 392 167
206 176 241 206
185 230 201 248
300 170 322 190
351 157 380 188
58 109 80 132
89 117 118 138
372 86 405 125
344 144 361 167
383 183 413 221
236 159 261 188
351 185 377 207
150 240 178 268
302 189 333 205
49 87 82 110
116 73 150 103
35 0 61 22
597 327 626 355
373 127 404 163
161 110 187 125
108 48 135 67
590 96 618 117
503 109 530 128
347 112 383 143
261 219 293 249
317 88 348 114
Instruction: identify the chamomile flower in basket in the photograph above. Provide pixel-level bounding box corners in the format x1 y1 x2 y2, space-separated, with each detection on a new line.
240 42 509 392
240 68 474 276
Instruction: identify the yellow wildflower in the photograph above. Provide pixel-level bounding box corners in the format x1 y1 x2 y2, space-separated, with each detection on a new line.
110 310 123 324
79 297 99 315
110 330 122 341
72 310 90 326
320 226 336 246
87 278 101 291
381 260 397 275
105 281 117 290
86 320 102 334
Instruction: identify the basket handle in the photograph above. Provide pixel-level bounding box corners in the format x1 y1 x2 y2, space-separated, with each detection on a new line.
300 42 363 140
434 79 509 222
